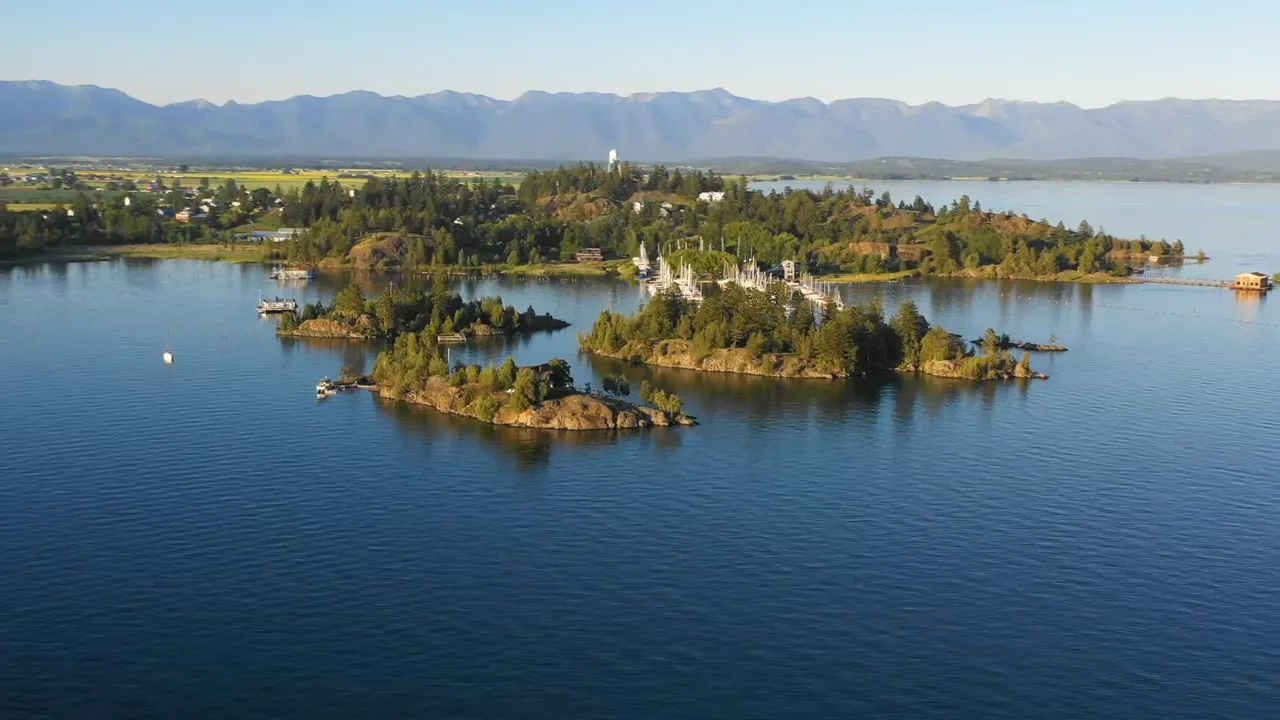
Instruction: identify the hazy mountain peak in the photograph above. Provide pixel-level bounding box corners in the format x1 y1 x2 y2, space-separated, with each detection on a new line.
4 80 1280 161
170 98 218 109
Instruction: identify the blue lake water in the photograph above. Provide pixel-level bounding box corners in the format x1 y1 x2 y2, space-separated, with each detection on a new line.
2 182 1279 718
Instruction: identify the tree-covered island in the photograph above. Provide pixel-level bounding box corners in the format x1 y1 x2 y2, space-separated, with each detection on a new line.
277 278 568 340
367 345 695 430
579 286 1045 381
3 163 1194 283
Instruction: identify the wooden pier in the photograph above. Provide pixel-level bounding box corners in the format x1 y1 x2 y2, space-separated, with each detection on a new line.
1138 272 1273 292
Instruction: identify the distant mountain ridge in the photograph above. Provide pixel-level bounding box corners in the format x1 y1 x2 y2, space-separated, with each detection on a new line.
5 80 1280 161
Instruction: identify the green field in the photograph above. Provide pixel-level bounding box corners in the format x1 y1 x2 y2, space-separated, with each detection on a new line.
0 187 109 205
100 243 268 263
4 168 526 193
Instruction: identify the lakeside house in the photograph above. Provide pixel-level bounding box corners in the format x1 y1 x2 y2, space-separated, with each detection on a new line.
236 228 302 243
1234 272 1273 291
780 259 797 282
575 247 604 263
698 191 726 203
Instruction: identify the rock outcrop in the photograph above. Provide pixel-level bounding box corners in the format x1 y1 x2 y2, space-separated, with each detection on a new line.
918 359 1047 380
383 378 696 430
280 316 378 339
591 340 843 379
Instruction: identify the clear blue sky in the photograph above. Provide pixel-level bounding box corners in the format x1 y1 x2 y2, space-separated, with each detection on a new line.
5 0 1277 107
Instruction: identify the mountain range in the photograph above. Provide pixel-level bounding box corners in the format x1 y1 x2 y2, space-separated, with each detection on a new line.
5 80 1280 162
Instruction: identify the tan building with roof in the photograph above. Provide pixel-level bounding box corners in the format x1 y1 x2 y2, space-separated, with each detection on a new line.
1234 272 1273 291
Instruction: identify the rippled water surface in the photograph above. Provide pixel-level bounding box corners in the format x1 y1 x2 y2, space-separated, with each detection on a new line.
2 183 1280 718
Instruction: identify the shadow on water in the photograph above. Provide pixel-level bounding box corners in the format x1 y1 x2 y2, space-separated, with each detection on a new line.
278 336 381 375
581 351 1030 428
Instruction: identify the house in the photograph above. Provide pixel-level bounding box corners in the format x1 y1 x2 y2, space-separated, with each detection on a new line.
633 201 645 213
698 191 726 203
244 228 302 243
1234 272 1273 291
175 209 193 222
781 259 797 282
575 247 605 263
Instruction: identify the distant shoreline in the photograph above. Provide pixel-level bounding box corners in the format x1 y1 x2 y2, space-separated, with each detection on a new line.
746 176 1280 187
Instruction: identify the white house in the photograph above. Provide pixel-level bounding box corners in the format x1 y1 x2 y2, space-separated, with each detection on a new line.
244 227 303 243
698 191 726 202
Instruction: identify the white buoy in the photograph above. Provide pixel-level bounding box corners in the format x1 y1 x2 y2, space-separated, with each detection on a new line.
163 350 174 365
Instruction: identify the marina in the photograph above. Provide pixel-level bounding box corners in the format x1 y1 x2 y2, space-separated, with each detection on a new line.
718 258 846 309
644 254 703 302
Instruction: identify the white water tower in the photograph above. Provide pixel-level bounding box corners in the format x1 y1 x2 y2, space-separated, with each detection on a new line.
608 148 619 173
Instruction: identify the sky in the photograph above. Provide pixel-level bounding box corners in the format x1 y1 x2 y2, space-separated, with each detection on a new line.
4 0 1278 108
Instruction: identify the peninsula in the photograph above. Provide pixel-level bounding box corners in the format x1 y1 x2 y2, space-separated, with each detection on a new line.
1 163 1191 286
578 285 1045 381
370 342 695 430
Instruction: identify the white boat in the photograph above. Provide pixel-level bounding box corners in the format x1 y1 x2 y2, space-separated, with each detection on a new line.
270 266 316 281
162 349 174 364
633 243 652 279
257 293 298 314
316 377 337 396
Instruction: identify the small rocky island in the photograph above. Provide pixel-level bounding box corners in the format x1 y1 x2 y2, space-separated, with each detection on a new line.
366 339 695 430
579 286 1046 381
969 332 1068 353
278 280 568 340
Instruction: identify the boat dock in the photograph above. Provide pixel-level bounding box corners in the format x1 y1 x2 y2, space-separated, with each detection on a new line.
1138 271 1274 292
317 376 378 396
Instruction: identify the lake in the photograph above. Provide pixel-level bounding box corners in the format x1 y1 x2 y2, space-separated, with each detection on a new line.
2 182 1279 718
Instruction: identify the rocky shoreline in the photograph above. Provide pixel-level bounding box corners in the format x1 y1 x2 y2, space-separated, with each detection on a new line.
588 341 1048 381
378 378 696 430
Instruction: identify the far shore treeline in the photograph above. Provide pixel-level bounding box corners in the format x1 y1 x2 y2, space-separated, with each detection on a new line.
0 163 1193 280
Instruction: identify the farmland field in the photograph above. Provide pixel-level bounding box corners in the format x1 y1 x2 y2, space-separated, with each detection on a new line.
3 167 526 193
0 187 111 205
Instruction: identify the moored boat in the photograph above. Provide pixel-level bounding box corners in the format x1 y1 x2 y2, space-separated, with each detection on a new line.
270 266 316 281
258 295 298 314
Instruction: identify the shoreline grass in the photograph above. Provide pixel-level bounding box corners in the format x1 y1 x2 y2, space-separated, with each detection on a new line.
99 243 267 263
817 268 920 283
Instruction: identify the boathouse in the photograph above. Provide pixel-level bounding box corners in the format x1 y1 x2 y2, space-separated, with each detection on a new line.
1234 272 1273 291
575 247 604 263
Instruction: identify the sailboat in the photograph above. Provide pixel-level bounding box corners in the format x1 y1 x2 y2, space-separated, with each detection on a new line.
163 329 174 365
